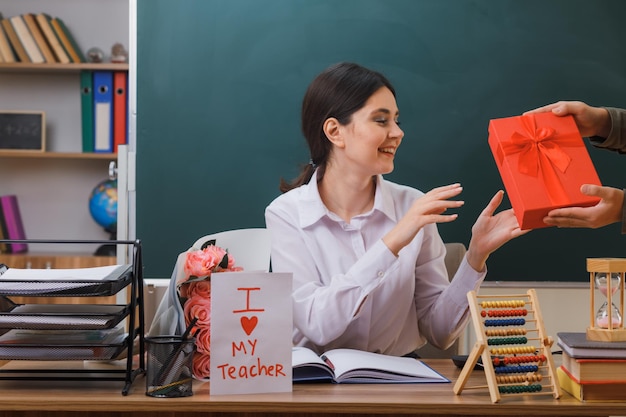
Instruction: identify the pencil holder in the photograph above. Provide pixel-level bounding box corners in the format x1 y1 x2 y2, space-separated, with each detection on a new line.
145 335 195 398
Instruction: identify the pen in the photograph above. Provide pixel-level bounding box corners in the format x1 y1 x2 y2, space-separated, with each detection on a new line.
155 317 198 386
320 354 335 371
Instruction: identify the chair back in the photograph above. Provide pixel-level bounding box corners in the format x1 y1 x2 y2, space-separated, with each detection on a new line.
416 242 467 359
148 228 272 336
192 228 272 272
443 242 467 280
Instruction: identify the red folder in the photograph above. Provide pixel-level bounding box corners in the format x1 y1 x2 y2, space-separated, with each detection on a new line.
113 71 128 153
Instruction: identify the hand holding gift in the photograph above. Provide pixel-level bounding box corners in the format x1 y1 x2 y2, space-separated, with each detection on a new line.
523 101 625 230
488 112 602 230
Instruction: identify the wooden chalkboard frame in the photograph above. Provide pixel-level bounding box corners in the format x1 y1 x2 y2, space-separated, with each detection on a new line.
0 111 46 152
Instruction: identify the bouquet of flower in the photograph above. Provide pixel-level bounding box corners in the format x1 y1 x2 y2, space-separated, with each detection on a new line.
176 241 242 379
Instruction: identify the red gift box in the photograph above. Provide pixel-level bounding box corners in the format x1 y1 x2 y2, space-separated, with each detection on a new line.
488 113 601 230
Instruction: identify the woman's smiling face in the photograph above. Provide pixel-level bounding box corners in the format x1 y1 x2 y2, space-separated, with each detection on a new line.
336 86 404 176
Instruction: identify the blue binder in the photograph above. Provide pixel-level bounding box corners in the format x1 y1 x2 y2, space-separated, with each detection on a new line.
93 71 113 153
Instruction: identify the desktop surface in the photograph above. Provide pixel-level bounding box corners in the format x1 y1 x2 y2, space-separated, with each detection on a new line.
0 359 623 417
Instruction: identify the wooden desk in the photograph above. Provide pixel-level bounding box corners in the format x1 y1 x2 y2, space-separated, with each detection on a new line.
0 359 623 417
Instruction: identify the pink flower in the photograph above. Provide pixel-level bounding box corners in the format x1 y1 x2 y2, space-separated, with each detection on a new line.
194 326 211 354
187 280 211 299
183 246 228 279
178 244 243 379
184 293 211 329
192 351 211 380
226 255 243 272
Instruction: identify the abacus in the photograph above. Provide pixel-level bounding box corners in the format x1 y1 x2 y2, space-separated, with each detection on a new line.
453 289 561 403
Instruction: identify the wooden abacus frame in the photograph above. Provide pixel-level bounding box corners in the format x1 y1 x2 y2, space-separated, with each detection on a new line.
453 289 561 403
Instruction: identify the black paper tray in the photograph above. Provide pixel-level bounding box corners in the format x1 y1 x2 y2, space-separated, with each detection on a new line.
0 332 128 361
0 303 130 330
0 265 132 297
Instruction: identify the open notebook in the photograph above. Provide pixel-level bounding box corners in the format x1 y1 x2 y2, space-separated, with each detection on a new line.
292 347 449 384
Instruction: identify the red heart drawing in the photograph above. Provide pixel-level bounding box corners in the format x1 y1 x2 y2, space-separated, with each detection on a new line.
240 316 258 336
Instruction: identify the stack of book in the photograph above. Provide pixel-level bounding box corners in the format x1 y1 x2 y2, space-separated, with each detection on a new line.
557 332 626 402
0 12 85 64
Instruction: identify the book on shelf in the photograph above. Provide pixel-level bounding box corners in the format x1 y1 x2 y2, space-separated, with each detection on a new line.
292 347 449 384
50 17 85 63
0 206 9 253
0 195 27 254
557 331 626 359
80 70 95 152
0 15 16 63
9 15 43 64
35 13 70 64
1 16 29 62
557 366 626 402
93 71 114 152
113 71 128 153
22 13 55 63
561 350 626 383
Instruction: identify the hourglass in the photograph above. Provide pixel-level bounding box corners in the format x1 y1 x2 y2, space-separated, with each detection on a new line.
587 258 626 342
595 272 621 329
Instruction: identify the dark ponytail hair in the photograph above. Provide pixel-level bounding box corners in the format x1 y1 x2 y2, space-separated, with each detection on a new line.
279 62 396 193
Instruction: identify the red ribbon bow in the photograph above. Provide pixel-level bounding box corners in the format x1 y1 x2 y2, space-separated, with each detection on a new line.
500 115 580 204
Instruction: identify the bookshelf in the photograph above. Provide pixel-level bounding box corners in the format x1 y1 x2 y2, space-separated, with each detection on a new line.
0 0 129 257
0 150 116 159
0 62 128 73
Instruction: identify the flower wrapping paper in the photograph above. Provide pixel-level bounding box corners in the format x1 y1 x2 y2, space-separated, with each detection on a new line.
177 244 243 379
488 112 602 230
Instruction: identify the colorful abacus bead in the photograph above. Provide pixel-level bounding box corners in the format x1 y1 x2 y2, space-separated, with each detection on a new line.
483 318 526 327
493 365 539 374
486 336 528 346
498 384 543 394
480 300 525 309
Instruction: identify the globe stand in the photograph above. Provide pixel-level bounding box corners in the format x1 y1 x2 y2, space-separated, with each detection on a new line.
94 228 117 257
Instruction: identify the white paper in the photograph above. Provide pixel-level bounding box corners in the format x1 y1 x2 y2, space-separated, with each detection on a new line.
0 265 130 281
0 265 131 294
210 271 293 395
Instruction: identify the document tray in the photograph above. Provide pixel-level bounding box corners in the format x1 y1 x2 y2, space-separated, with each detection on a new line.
0 265 132 297
0 339 128 361
0 303 130 330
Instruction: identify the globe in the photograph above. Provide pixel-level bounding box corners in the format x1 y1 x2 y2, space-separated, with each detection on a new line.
89 179 118 233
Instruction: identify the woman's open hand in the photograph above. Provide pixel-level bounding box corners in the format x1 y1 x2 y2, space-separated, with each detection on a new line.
466 190 529 272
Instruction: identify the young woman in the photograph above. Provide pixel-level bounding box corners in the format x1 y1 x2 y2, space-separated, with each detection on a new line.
265 62 527 356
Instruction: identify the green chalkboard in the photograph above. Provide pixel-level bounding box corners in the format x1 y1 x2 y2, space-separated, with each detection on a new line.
137 0 626 281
